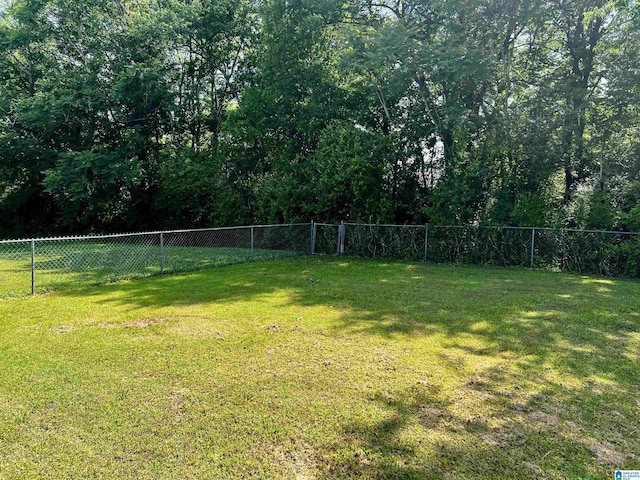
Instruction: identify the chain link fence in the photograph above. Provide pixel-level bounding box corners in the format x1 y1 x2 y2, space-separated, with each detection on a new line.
0 240 33 299
426 226 532 267
2 221 639 298
338 223 640 277
312 223 341 255
0 224 310 298
532 229 640 277
343 223 426 260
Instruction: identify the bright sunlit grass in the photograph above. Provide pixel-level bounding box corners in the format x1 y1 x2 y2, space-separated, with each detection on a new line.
0 257 638 478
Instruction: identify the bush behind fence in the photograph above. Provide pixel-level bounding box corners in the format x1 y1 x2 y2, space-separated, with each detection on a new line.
1 222 639 298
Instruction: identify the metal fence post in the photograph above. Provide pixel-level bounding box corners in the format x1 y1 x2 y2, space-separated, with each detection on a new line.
530 228 536 269
424 224 429 262
250 226 255 260
31 239 35 295
309 221 315 255
160 232 164 274
339 220 346 254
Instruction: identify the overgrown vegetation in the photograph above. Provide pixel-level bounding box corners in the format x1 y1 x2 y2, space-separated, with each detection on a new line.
1 0 639 238
0 258 638 478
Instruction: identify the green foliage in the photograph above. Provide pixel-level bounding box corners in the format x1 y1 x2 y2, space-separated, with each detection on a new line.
0 0 639 236
510 194 549 227
586 192 618 230
623 203 640 231
155 147 248 228
426 159 492 224
43 149 142 231
306 123 394 222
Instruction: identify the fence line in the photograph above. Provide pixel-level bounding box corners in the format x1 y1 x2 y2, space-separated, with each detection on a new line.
2 221 639 299
342 222 640 236
0 224 311 298
0 223 311 244
329 222 640 278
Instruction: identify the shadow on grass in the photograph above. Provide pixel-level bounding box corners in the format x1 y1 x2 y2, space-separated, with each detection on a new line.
56 256 640 387
54 257 640 477
326 380 624 479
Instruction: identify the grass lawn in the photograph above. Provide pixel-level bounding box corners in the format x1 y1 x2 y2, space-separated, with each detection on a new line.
0 257 638 479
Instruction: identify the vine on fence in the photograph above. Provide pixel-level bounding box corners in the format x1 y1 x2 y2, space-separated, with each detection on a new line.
339 224 640 277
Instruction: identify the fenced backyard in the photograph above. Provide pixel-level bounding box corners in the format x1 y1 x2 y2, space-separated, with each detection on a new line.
1 257 638 478
1 228 639 478
1 221 640 298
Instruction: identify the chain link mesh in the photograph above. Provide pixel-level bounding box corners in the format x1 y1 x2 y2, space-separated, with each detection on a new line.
339 224 640 276
344 224 425 260
2 223 639 298
164 224 309 271
428 226 531 267
164 228 251 272
35 234 162 293
252 224 310 260
534 229 640 276
313 223 339 255
0 240 32 298
0 224 311 298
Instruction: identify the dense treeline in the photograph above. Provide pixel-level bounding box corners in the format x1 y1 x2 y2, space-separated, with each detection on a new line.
0 0 639 238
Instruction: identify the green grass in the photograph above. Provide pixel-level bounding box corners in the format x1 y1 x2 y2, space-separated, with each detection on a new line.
0 257 638 479
0 242 301 298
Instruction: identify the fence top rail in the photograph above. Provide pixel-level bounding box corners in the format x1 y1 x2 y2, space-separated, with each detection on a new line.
162 223 310 236
537 226 640 235
2 221 638 245
0 223 311 244
345 222 426 228
428 225 640 235
344 222 640 235
0 238 29 245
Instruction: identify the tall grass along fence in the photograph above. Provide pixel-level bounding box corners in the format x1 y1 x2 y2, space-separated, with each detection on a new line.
0 224 311 298
2 222 639 298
